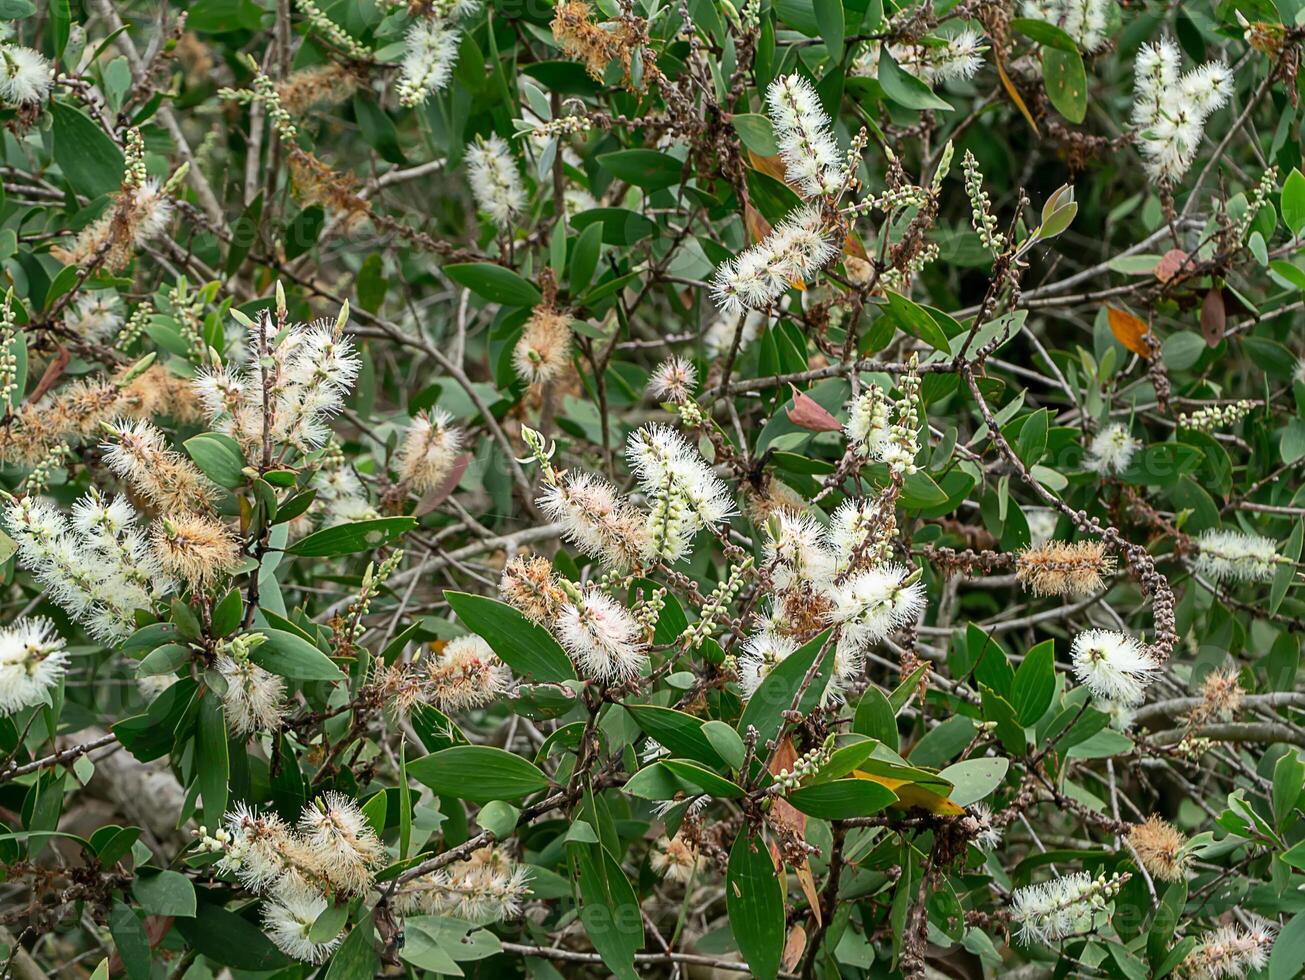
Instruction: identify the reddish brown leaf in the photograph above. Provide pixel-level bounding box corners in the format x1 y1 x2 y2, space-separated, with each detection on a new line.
415 452 471 516
744 203 772 246
1106 306 1153 360
786 384 842 432
28 346 70 404
1201 288 1226 346
1154 248 1189 283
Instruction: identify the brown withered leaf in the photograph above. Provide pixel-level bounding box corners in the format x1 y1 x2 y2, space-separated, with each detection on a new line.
744 202 772 245
415 452 471 516
1201 288 1226 346
1154 248 1189 283
768 737 821 925
1106 306 1153 360
997 59 1039 135
783 925 808 972
844 230 869 261
29 346 70 404
747 149 789 183
786 384 842 432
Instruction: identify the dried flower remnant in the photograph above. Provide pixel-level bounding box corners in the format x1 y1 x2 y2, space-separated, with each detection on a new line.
396 409 464 493
1181 915 1277 979
512 306 572 385
649 833 701 883
152 514 242 591
392 847 531 920
1009 871 1129 945
101 418 218 516
276 63 359 113
499 554 568 624
1016 539 1116 597
1128 816 1189 882
1070 628 1158 706
421 634 512 713
0 617 68 714
1186 668 1245 727
1192 529 1280 584
297 791 387 895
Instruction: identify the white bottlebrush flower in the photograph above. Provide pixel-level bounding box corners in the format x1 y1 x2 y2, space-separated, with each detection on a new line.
828 498 892 573
703 309 764 358
1083 423 1139 474
1070 628 1158 706
193 363 247 421
397 19 461 106
129 179 174 243
556 590 647 683
1009 870 1127 945
830 563 927 658
963 802 1003 851
538 470 652 571
218 803 296 892
0 618 68 714
710 205 836 314
1132 38 1232 184
0 45 51 104
764 510 835 592
261 877 342 964
68 292 124 342
647 356 697 403
765 74 842 198
1021 0 1111 52
736 630 799 700
1192 528 1279 584
626 425 735 561
397 409 464 493
844 384 892 458
423 634 512 713
215 654 286 737
1025 507 1060 544
512 307 572 385
894 29 987 84
393 847 531 921
297 791 386 895
466 134 527 228
1182 915 1277 979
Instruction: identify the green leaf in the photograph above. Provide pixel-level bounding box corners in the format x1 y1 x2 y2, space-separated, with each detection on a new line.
878 49 952 112
736 630 832 747
813 0 845 61
980 685 1027 755
572 842 643 980
184 432 248 489
1270 910 1305 979
176 903 291 971
1010 17 1079 51
445 591 577 682
597 149 684 190
406 745 550 802
569 220 604 294
109 901 150 980
729 113 778 155
570 207 658 246
0 0 36 18
1042 47 1087 124
702 719 746 770
137 642 191 676
309 901 350 944
884 290 951 352
132 869 197 917
727 831 784 980
325 915 379 980
443 262 542 307
477 800 520 838
196 691 228 830
1271 520 1303 614
1272 750 1305 829
786 778 898 819
1010 639 1055 725
661 759 745 798
50 101 124 198
286 517 416 557
251 628 345 681
937 758 1009 807
853 686 899 750
1283 168 1305 238
625 703 724 766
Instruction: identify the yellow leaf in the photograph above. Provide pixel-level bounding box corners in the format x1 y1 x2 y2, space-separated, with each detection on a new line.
996 59 1039 135
851 769 965 816
1106 305 1153 360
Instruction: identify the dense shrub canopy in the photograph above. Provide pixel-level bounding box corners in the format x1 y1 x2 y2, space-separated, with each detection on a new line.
1 0 1305 977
